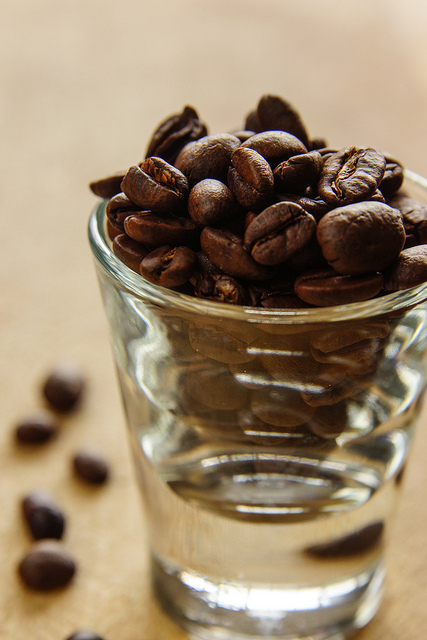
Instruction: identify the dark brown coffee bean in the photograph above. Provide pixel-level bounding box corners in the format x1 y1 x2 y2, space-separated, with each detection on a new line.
121 160 188 214
251 387 314 428
230 129 255 143
22 491 65 540
301 376 361 407
200 227 275 281
318 146 386 206
273 150 323 193
244 201 317 266
194 273 248 305
379 155 404 198
182 361 250 411
89 172 126 198
275 192 331 221
106 192 141 231
188 179 236 226
174 133 241 185
73 449 110 484
241 130 307 168
384 245 427 291
140 245 197 288
259 292 312 309
66 631 106 640
18 540 76 590
305 521 384 558
188 321 257 364
316 201 406 275
42 364 85 413
388 193 427 245
228 147 274 209
124 211 199 247
15 412 58 444
112 234 149 273
256 95 310 148
145 105 207 164
295 269 384 307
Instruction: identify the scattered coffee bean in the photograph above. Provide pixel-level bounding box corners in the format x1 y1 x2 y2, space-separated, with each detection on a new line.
66 632 106 640
15 411 58 444
90 95 427 308
73 449 110 485
42 363 85 413
22 490 66 540
18 540 76 590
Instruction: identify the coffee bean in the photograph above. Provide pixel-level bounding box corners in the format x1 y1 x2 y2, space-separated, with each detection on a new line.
244 201 317 266
200 227 275 281
318 147 387 206
106 192 141 231
22 491 65 540
255 94 310 148
66 631 106 640
121 159 189 214
42 363 85 413
275 192 331 221
145 105 207 164
18 540 76 590
251 386 315 428
228 147 274 209
305 521 384 558
388 193 427 245
15 412 58 444
273 150 323 193
384 245 427 291
379 155 404 198
194 272 248 305
175 133 241 185
112 234 149 273
140 245 197 288
241 130 307 168
124 211 199 247
316 201 406 275
73 449 110 484
89 172 126 199
188 178 236 226
295 269 384 307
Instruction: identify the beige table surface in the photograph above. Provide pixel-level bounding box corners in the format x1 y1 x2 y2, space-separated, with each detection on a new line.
2 1 427 639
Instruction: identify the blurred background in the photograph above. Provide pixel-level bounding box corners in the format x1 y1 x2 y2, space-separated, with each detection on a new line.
2 1 427 639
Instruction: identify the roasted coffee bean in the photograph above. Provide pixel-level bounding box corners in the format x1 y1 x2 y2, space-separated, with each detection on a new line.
124 211 199 247
255 94 310 149
89 172 126 198
112 234 149 273
200 227 275 281
66 630 106 640
244 201 316 266
145 105 207 164
230 129 255 143
121 160 188 214
301 376 361 407
295 269 384 307
238 408 315 446
275 192 331 221
310 138 328 151
188 178 236 226
318 146 386 206
174 133 241 185
140 245 197 288
241 130 307 168
388 193 427 245
305 521 384 558
379 155 404 198
22 491 65 540
42 364 85 413
73 449 110 484
384 245 427 291
251 387 315 428
273 151 323 193
182 360 250 411
188 321 257 364
228 147 274 209
308 401 349 439
15 412 58 444
244 109 262 132
18 540 76 590
259 292 312 309
310 320 389 356
106 192 141 231
194 273 248 305
317 201 406 275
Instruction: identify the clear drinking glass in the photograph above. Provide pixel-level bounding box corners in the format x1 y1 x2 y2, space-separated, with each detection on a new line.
88 171 427 640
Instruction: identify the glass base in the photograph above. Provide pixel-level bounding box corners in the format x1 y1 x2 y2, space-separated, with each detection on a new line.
152 555 384 640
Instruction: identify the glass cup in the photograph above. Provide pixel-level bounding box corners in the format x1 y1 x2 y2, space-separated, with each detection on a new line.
88 171 427 640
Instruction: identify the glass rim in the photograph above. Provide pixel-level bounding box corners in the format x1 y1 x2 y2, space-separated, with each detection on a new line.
88 169 427 324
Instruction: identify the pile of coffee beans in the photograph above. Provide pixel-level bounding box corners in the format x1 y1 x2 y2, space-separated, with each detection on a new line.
90 95 427 307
